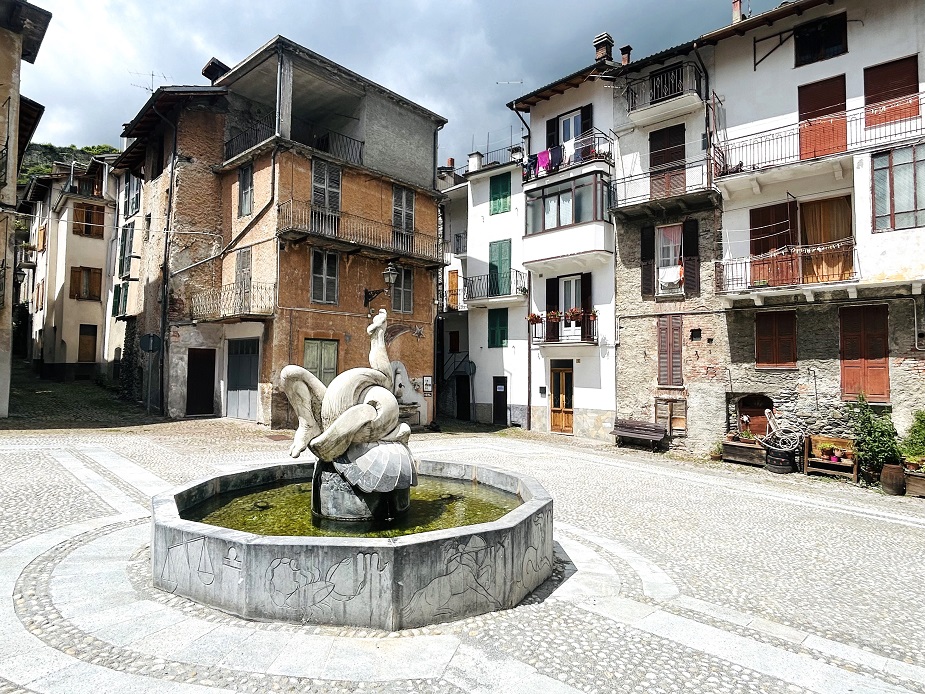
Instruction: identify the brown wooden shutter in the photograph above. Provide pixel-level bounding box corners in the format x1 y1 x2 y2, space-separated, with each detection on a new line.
670 315 683 386
755 314 776 367
863 305 890 402
546 118 558 149
73 205 85 236
657 316 670 385
89 268 102 301
798 75 846 120
682 219 700 296
864 56 919 126
655 398 670 428
641 225 655 298
840 306 864 399
89 206 104 238
777 312 797 367
69 267 81 299
579 104 593 135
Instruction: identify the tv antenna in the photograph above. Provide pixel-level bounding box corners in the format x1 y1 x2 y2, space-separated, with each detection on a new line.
129 70 170 93
496 80 523 85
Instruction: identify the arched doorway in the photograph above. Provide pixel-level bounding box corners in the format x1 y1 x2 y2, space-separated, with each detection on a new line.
738 394 774 436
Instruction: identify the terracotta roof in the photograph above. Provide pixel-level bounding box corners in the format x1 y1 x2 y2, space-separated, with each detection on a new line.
120 86 227 139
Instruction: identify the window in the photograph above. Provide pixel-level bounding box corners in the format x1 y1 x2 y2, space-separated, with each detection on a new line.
311 249 338 304
312 159 341 220
69 267 102 301
392 185 415 252
238 163 253 216
755 312 797 368
488 308 508 348
124 174 140 217
37 225 46 253
303 339 338 387
119 222 134 279
525 173 607 234
872 145 925 230
840 305 889 402
392 267 413 313
655 398 687 435
489 173 511 215
235 248 251 285
73 203 104 238
112 282 129 317
798 75 847 160
864 56 920 127
649 124 685 198
642 220 700 298
794 13 847 67
559 110 581 144
546 104 592 149
657 315 683 386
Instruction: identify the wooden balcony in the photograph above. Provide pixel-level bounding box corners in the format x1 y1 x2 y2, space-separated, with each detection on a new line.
277 200 445 266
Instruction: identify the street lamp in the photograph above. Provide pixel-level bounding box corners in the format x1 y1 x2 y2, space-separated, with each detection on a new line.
13 268 25 285
364 262 399 308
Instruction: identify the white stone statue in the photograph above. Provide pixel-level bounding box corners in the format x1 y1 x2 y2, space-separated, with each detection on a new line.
279 309 416 496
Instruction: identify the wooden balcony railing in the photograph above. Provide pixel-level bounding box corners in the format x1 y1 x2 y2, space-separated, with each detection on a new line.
189 280 275 321
278 200 444 263
715 240 859 293
714 91 925 177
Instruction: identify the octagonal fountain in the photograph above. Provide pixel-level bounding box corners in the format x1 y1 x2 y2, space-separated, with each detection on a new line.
151 310 553 630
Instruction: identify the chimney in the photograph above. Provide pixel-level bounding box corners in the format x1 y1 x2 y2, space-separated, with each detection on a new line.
447 157 455 168
732 0 743 23
468 151 483 173
202 57 231 85
593 32 614 62
620 45 632 66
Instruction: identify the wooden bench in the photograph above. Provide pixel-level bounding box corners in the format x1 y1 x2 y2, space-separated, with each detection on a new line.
611 419 666 450
804 435 857 483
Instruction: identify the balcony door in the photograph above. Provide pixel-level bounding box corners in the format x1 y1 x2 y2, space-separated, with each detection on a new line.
560 275 582 339
488 239 511 296
234 248 251 315
799 196 853 283
798 75 847 160
550 360 573 434
448 270 459 309
649 124 686 199
750 201 799 287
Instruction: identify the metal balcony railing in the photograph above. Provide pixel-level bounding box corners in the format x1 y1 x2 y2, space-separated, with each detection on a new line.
453 232 467 255
464 270 527 301
291 115 364 167
609 157 714 209
715 240 860 293
189 280 275 321
442 288 467 312
0 144 7 187
627 62 704 113
224 115 275 161
714 91 925 177
532 314 598 345
523 132 613 182
278 200 444 263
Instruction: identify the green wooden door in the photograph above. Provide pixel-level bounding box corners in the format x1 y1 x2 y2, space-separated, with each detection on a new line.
488 239 511 296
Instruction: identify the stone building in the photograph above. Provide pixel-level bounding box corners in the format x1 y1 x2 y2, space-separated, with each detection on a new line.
0 0 49 416
112 36 447 426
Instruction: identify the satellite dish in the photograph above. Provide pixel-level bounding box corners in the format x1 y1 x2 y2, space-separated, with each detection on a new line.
467 361 477 375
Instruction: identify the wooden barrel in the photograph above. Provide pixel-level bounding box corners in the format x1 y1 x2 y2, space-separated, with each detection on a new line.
881 464 906 496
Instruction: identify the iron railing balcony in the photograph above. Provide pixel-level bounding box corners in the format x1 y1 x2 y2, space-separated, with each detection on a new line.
714 91 925 177
464 270 527 301
715 239 860 293
627 63 704 114
441 288 467 312
0 144 7 187
223 115 365 166
189 280 275 321
224 115 274 161
277 200 444 264
532 314 599 345
453 232 467 256
523 132 613 182
609 156 716 210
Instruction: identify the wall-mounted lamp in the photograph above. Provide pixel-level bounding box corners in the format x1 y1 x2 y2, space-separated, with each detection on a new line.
13 268 25 285
363 262 399 307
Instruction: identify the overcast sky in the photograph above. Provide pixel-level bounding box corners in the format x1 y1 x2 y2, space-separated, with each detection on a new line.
22 0 781 165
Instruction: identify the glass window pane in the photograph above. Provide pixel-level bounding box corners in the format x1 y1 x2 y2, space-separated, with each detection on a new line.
544 196 558 230
875 214 891 230
873 167 891 217
895 211 915 228
575 183 593 223
526 197 542 234
559 190 573 225
872 152 890 170
563 281 572 310
894 163 914 212
894 146 913 165
916 160 925 213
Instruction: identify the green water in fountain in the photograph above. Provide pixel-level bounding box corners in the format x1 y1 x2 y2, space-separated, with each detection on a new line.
183 475 521 538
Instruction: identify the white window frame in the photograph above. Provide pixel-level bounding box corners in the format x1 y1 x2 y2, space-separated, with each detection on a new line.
311 249 338 304
559 110 581 144
656 223 683 296
559 274 582 339
392 267 413 314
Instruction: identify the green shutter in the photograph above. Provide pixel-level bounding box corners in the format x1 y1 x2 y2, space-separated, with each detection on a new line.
488 308 508 348
320 340 338 385
111 284 121 317
303 339 320 378
489 173 511 215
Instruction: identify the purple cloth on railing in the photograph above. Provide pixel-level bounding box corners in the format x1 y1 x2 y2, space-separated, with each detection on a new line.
536 149 550 174
549 145 562 168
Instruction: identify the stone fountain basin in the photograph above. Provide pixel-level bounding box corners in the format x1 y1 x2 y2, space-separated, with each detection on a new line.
151 459 553 631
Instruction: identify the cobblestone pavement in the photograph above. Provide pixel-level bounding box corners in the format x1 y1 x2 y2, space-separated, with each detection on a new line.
2 364 925 692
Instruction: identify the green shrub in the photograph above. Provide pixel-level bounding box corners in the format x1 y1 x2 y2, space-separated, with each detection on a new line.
902 410 925 461
847 395 902 472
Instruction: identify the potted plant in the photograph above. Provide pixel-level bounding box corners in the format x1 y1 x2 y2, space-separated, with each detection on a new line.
848 394 904 492
526 313 543 325
725 431 739 442
738 430 756 445
545 310 562 322
587 309 599 321
819 443 836 461
564 306 584 322
901 409 925 497
709 441 723 461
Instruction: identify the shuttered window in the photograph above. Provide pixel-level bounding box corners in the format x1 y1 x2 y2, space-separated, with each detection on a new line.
865 56 920 127
118 222 134 279
794 13 847 67
489 173 511 215
312 159 341 211
311 249 338 304
392 267 413 313
657 315 683 386
872 145 925 231
840 305 890 402
488 308 508 348
73 203 104 238
649 124 685 169
682 219 700 296
238 164 253 216
69 266 102 301
111 284 122 317
392 185 414 231
755 311 797 368
303 339 338 387
641 225 655 298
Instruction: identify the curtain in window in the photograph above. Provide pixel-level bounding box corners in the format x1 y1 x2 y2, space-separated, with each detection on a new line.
800 197 852 283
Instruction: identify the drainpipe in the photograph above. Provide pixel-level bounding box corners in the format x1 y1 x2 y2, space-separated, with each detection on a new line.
433 123 444 191
511 103 531 158
526 271 532 431
152 102 177 416
692 43 712 182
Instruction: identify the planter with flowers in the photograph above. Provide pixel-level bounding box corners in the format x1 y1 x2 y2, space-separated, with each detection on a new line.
564 307 584 322
526 313 543 325
545 310 562 323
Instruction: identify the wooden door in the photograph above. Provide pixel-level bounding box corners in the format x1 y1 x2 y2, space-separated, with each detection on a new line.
798 75 847 160
840 305 890 402
488 239 511 296
448 270 459 309
492 376 507 426
550 366 573 433
227 338 259 420
186 348 216 415
77 325 97 363
750 202 799 287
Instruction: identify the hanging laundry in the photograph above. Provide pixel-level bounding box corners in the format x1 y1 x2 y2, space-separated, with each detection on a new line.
549 145 563 168
525 154 538 180
536 149 550 175
562 139 576 165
